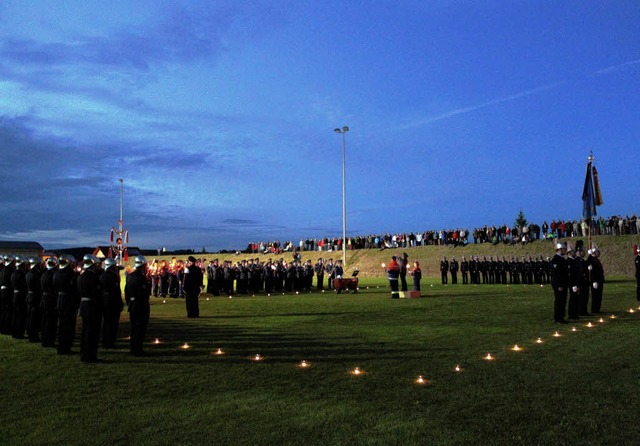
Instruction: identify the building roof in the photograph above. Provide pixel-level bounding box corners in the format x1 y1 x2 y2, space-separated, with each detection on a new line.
0 241 44 250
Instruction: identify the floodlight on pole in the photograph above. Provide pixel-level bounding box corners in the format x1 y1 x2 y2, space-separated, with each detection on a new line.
334 126 349 266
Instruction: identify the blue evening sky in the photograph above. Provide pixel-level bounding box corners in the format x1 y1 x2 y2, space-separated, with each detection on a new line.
1 1 638 250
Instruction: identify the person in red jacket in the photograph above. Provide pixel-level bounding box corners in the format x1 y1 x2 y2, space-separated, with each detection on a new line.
386 256 400 299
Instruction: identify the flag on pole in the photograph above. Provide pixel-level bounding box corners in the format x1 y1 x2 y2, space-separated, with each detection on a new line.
582 155 603 220
592 165 604 206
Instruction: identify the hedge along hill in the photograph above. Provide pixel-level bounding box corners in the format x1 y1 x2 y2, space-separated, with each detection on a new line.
139 234 640 279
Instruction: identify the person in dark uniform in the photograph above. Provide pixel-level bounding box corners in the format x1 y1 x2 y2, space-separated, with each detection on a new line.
0 256 16 335
263 259 274 293
469 256 478 284
40 257 59 348
304 260 314 291
25 257 43 343
78 255 103 363
635 245 640 302
480 257 488 284
206 259 220 296
576 241 590 316
550 242 569 324
125 256 151 356
566 246 582 320
387 256 400 298
11 257 29 339
411 261 422 291
501 256 509 284
461 256 469 284
450 256 459 285
399 253 409 291
314 258 324 290
101 258 123 349
54 255 78 354
440 256 449 285
183 256 203 318
587 247 605 313
325 259 335 290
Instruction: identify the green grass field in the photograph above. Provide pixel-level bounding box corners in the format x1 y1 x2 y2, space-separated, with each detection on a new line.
2 273 640 445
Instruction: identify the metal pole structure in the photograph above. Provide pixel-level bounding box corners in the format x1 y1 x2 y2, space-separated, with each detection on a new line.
334 126 349 267
119 178 124 266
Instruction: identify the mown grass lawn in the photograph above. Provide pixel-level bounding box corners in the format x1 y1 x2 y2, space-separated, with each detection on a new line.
2 277 640 445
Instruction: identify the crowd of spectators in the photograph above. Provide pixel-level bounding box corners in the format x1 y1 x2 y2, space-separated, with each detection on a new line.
246 214 640 254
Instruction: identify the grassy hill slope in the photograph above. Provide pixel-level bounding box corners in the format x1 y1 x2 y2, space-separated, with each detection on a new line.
152 234 639 278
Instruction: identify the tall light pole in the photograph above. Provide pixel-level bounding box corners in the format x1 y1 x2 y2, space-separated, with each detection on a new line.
334 126 349 267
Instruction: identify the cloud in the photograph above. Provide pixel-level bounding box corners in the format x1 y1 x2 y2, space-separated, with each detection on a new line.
397 81 566 130
595 58 640 75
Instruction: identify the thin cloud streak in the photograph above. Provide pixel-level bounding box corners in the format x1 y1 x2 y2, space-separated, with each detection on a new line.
397 81 566 131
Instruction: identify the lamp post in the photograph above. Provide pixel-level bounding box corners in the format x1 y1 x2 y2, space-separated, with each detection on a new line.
334 126 349 266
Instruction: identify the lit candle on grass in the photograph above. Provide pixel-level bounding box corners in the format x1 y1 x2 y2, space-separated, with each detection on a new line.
598 318 605 323
571 327 578 332
252 354 263 362
483 353 494 361
629 308 635 313
298 360 310 368
153 338 160 345
553 332 561 337
586 322 594 328
609 314 617 319
415 375 428 385
535 338 544 344
351 367 364 376
511 345 523 352
454 364 463 372
213 348 224 356
181 343 190 350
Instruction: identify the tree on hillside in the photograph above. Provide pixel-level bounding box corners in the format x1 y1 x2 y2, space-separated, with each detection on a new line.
514 210 527 230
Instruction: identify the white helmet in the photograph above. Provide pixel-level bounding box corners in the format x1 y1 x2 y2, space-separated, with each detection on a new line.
46 257 59 270
103 258 117 270
82 254 100 270
134 255 147 268
59 255 75 269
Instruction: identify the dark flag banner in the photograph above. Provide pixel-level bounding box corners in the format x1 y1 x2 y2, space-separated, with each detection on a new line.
582 156 603 221
592 165 603 206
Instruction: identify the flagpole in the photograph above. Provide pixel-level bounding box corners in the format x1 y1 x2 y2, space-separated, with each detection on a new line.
587 153 593 251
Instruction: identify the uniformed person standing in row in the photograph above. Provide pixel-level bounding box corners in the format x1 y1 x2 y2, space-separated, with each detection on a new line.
587 247 605 313
11 257 28 339
0 256 15 335
566 245 582 320
461 256 469 284
54 255 78 355
314 258 324 290
101 258 123 348
40 257 59 348
450 256 459 285
25 257 43 343
635 245 640 302
550 242 569 324
125 256 151 356
440 256 449 285
325 259 335 290
184 256 203 318
576 241 590 316
77 255 102 363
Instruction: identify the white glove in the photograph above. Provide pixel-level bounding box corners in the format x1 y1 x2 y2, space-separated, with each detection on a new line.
572 286 578 293
592 282 598 289
588 265 593 271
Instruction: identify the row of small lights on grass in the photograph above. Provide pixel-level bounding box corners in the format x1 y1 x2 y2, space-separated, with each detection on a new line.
146 305 640 386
